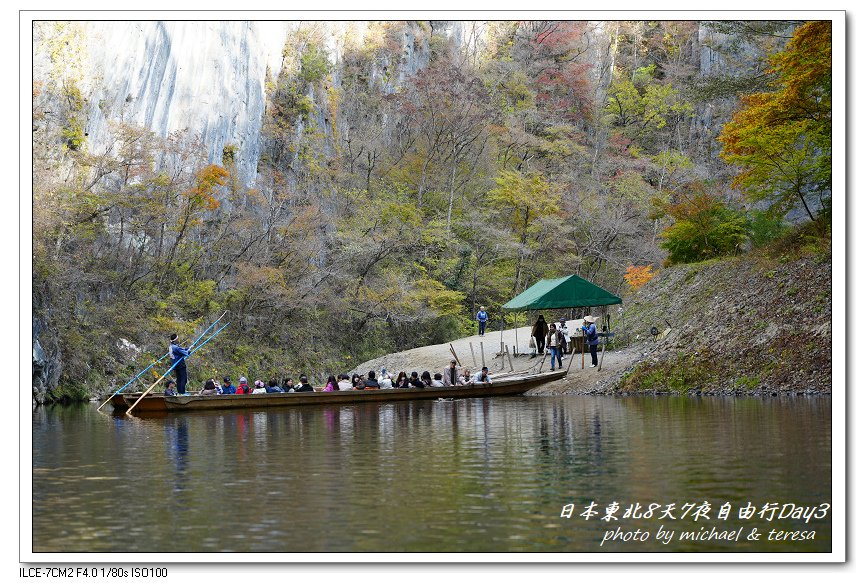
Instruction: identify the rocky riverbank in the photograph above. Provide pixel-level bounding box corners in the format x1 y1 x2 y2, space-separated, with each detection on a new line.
357 239 832 397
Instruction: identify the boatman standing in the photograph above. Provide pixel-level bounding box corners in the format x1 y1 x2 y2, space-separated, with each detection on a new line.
476 306 489 336
169 333 191 394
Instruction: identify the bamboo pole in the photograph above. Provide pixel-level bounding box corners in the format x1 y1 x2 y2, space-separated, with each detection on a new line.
449 344 462 367
480 342 485 368
469 342 477 366
499 342 505 370
506 345 514 372
96 352 168 412
97 310 227 412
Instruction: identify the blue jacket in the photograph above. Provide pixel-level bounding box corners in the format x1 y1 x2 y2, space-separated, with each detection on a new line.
582 324 599 346
220 384 236 395
477 310 488 322
170 343 190 367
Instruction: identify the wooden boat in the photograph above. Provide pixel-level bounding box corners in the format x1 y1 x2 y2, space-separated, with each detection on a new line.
117 370 567 415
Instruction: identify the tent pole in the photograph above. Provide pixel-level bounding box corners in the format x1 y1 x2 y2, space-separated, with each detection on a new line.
514 311 519 357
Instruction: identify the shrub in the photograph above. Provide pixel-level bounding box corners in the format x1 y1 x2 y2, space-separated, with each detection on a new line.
660 190 747 264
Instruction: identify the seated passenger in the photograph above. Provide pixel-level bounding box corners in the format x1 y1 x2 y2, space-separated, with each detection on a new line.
379 369 393 389
421 371 433 387
164 379 177 396
394 372 409 388
236 377 252 394
461 368 472 384
281 377 294 392
353 374 366 390
323 375 338 392
199 379 217 395
266 379 284 393
252 380 267 394
408 372 425 388
220 376 236 395
296 375 315 392
364 370 380 390
337 374 353 391
470 366 492 385
431 373 445 387
443 360 463 386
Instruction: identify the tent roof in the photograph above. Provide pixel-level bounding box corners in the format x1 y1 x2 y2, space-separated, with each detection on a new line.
502 274 622 311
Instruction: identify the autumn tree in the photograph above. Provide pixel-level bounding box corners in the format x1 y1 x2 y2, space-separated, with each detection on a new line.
719 21 831 221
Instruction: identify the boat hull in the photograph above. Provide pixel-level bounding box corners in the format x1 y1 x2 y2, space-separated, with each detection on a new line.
120 370 566 414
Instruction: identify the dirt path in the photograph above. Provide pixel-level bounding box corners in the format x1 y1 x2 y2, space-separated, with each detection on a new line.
354 320 644 395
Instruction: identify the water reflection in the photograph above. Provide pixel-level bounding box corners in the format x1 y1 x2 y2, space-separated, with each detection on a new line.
31 396 831 553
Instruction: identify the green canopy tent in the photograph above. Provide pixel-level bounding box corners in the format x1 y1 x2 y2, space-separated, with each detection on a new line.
502 274 622 311
501 274 622 365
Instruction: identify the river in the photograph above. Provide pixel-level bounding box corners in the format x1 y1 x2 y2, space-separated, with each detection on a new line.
31 395 831 553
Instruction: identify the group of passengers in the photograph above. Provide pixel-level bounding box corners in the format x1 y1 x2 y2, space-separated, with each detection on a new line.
164 359 492 396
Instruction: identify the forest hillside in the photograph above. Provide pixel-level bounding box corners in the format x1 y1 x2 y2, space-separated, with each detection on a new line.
31 20 832 403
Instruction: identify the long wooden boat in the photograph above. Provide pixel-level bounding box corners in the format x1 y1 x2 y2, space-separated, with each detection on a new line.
115 370 567 415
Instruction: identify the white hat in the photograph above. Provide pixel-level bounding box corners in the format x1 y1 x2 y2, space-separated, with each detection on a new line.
583 315 596 324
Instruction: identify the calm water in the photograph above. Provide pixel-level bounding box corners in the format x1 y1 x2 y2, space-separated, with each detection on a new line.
31 396 832 553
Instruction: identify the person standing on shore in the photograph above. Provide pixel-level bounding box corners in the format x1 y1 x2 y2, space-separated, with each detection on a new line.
559 317 570 355
168 334 190 394
547 323 563 371
581 315 599 368
531 315 548 357
476 306 489 336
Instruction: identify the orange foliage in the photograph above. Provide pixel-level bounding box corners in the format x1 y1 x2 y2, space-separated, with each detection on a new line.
185 164 229 211
624 264 656 290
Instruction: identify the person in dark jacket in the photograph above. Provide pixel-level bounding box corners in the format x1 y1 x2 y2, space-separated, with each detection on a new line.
220 376 236 395
420 371 433 387
581 315 599 368
531 316 548 357
265 379 284 393
476 306 489 336
363 370 380 390
296 375 315 392
164 379 177 396
408 372 425 388
169 334 190 394
394 372 409 388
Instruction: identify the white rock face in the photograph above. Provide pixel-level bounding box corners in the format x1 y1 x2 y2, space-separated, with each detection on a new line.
80 21 288 186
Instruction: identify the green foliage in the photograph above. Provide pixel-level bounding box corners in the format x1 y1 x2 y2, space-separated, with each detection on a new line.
746 209 790 247
299 44 330 84
660 190 747 264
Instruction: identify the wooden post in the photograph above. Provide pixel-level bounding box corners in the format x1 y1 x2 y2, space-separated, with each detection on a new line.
506 346 514 372
566 338 577 374
500 342 506 370
480 342 485 368
598 335 607 371
581 333 585 369
469 342 477 367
